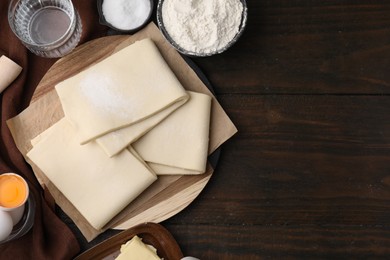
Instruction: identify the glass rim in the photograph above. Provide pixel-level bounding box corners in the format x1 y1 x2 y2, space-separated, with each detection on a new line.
8 0 77 49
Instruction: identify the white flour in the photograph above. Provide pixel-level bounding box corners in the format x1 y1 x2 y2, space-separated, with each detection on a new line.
161 0 243 54
80 72 134 119
102 0 151 30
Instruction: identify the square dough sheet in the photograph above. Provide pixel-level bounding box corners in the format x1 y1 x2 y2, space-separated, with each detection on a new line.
27 118 157 230
133 91 212 175
55 38 188 145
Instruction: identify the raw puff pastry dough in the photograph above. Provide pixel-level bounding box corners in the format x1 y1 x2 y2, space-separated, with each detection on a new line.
133 91 212 175
96 98 186 157
55 38 188 146
27 118 157 230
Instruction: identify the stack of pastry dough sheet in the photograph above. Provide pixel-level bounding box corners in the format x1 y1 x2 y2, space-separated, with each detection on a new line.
27 118 157 230
26 37 213 231
133 91 212 175
55 38 189 156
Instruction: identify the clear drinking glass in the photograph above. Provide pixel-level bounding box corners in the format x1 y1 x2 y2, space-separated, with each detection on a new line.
8 0 82 58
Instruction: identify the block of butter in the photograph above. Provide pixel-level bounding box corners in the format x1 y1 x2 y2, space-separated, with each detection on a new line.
116 235 160 260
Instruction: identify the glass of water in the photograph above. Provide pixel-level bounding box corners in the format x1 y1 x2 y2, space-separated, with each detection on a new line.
8 0 82 58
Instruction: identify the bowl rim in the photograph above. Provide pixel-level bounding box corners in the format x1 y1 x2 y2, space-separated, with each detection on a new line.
97 0 154 33
156 0 248 57
74 222 183 260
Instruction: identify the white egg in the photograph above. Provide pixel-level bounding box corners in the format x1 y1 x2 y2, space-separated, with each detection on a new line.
0 210 13 241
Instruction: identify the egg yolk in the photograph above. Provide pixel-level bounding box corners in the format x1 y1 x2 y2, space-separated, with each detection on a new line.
0 175 27 208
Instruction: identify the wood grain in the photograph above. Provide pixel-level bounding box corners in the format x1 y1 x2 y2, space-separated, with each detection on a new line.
192 1 390 95
164 224 390 259
160 94 390 258
174 94 390 208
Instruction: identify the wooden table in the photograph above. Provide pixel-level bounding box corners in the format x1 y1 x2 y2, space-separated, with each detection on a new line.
70 1 390 258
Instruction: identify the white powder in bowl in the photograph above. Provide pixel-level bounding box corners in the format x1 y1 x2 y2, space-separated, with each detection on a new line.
102 0 151 30
161 0 244 54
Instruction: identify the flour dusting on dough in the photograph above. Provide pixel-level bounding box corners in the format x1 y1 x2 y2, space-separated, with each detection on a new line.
79 72 134 118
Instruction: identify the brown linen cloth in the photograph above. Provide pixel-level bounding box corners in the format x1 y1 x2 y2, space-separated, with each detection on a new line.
0 1 107 259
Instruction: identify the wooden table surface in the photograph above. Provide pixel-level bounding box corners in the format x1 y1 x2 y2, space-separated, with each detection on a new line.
71 1 390 259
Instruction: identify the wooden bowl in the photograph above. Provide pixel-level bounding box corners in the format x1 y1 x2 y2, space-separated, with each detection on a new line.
75 222 183 260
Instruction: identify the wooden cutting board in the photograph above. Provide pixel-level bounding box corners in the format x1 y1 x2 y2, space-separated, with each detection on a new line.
33 26 217 237
8 23 236 241
31 35 213 230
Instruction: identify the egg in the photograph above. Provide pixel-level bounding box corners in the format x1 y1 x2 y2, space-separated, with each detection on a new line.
0 210 13 241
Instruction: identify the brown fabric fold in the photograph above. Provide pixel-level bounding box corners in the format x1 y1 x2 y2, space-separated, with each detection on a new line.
0 1 107 259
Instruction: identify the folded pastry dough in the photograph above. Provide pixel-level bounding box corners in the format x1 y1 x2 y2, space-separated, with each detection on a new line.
96 97 186 157
133 91 212 175
27 118 157 230
55 38 188 145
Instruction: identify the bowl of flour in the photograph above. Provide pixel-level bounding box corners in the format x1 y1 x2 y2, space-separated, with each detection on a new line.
97 0 154 33
157 0 247 57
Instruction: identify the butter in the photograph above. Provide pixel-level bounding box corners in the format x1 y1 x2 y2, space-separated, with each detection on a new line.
116 235 160 260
